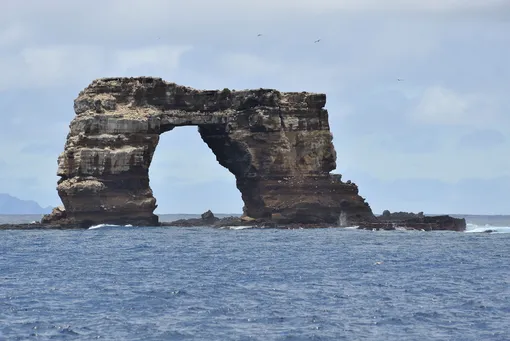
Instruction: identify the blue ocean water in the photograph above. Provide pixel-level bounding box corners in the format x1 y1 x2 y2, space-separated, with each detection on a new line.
1 225 509 340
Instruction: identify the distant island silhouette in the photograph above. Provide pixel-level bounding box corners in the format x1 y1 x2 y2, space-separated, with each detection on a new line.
0 193 52 215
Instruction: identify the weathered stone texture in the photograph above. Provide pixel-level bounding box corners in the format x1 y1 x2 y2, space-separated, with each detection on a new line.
51 77 375 227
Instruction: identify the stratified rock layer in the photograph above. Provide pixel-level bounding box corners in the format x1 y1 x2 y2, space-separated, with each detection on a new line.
52 77 375 227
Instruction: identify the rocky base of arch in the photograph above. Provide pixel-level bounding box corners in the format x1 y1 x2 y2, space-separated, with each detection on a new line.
41 174 373 228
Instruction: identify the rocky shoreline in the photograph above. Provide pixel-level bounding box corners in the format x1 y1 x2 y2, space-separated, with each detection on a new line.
161 210 467 231
0 210 466 232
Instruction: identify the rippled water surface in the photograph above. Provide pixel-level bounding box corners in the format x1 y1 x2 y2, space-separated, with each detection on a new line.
1 227 509 340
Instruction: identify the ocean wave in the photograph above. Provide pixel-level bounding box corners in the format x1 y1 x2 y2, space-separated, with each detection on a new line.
464 223 510 234
221 225 257 230
88 224 133 230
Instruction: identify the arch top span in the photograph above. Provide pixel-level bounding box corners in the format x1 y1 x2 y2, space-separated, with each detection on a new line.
50 77 374 227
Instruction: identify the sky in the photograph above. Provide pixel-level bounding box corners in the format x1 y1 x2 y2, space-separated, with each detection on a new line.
0 0 509 214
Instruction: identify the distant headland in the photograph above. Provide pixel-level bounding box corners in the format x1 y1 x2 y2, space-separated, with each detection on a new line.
1 77 466 231
0 193 51 215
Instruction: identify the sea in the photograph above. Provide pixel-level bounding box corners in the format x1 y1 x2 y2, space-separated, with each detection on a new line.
0 214 509 340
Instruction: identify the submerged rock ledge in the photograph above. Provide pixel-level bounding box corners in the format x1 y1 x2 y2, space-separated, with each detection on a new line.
0 210 466 232
3 77 465 232
0 218 466 232
160 210 466 231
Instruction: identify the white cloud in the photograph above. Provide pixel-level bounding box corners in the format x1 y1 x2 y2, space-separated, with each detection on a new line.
410 86 502 127
113 46 191 73
411 86 469 124
2 0 508 18
0 1 505 49
0 25 30 46
0 1 498 92
214 52 353 93
0 44 191 90
219 53 281 79
238 0 509 15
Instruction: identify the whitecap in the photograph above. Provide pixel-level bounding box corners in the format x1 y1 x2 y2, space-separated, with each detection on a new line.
88 224 109 230
342 225 359 230
87 223 124 230
464 223 510 234
227 225 255 230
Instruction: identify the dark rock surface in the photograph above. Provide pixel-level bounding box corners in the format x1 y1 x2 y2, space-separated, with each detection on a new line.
158 210 466 232
46 77 375 228
381 210 424 220
161 210 220 227
160 211 334 229
358 211 467 231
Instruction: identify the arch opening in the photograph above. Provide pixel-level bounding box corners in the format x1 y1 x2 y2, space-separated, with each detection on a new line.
149 126 242 217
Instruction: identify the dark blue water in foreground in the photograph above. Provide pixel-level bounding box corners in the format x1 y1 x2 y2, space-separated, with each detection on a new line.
1 227 509 340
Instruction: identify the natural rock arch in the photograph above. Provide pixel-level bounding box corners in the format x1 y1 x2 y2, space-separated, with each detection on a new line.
53 77 374 227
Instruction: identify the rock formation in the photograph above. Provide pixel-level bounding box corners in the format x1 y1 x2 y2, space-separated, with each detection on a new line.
164 210 221 227
360 211 466 231
46 77 375 228
159 210 466 231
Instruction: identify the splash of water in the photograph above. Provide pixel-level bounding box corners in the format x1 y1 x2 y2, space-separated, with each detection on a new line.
464 223 510 234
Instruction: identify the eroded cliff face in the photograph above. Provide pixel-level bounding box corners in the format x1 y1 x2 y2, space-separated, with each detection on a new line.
51 77 375 227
